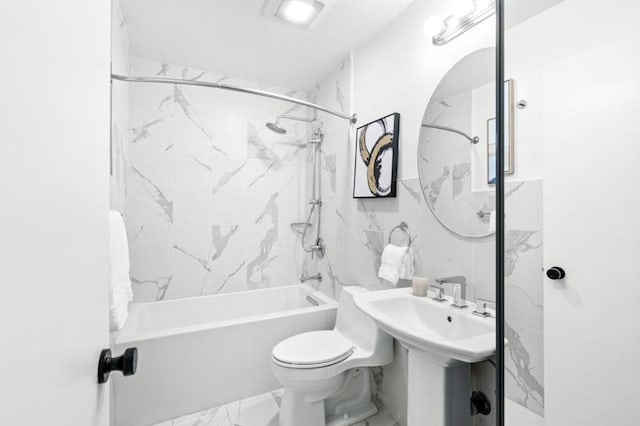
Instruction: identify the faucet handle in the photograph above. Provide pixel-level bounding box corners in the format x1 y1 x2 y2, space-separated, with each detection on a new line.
473 298 495 318
451 284 468 309
430 283 446 302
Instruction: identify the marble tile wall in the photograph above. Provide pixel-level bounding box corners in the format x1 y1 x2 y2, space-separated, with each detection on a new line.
110 24 543 423
504 180 544 416
306 57 544 421
115 57 312 302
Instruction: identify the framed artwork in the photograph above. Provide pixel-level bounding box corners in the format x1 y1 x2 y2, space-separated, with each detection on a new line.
353 113 400 198
488 79 515 185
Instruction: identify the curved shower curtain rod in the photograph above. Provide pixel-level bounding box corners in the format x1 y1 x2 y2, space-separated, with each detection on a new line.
422 123 479 144
111 74 358 124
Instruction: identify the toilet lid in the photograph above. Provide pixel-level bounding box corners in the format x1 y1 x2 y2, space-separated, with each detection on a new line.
272 330 354 367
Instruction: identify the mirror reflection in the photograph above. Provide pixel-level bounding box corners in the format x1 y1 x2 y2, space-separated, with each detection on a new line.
418 47 496 238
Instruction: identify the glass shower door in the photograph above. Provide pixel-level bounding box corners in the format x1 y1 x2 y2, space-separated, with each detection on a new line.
502 0 640 424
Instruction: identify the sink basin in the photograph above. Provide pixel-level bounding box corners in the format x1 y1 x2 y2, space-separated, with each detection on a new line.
354 287 496 426
354 288 495 365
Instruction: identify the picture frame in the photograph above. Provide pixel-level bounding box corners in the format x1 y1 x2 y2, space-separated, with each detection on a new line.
487 79 515 185
353 113 400 198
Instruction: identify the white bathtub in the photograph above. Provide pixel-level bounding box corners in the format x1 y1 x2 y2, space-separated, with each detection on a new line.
112 284 337 426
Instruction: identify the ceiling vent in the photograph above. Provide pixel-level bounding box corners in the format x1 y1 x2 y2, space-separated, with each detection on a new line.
263 0 326 29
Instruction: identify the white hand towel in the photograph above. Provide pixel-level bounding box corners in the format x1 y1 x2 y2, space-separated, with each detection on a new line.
399 246 415 280
378 244 407 285
489 210 497 234
109 211 133 331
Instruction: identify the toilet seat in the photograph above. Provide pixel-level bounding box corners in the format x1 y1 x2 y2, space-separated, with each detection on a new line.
272 330 354 369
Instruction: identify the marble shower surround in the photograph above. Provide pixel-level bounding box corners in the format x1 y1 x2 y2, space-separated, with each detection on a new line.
118 57 311 302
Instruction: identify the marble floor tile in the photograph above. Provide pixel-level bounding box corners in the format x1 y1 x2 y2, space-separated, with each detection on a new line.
153 388 402 426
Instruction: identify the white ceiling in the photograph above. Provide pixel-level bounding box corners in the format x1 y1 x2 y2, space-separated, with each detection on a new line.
119 0 415 90
506 0 567 29
119 0 567 90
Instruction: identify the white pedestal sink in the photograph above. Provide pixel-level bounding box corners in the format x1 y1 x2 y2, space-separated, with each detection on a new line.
354 288 495 426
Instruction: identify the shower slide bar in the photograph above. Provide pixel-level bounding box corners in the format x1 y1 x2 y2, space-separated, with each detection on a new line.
422 123 480 144
111 74 358 124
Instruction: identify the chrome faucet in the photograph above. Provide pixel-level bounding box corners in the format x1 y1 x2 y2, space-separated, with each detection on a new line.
300 273 322 283
434 276 468 308
473 298 495 318
430 281 446 302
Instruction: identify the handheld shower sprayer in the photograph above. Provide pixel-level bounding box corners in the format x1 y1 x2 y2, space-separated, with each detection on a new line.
265 114 325 259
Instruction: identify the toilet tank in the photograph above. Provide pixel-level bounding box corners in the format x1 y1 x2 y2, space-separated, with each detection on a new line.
335 286 390 355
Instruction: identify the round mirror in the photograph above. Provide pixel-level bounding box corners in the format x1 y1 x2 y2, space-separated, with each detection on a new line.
418 48 496 238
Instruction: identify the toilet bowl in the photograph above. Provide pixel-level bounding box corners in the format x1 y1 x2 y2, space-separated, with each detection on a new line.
271 286 393 426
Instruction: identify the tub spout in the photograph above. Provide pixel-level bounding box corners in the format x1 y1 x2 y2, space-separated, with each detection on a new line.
300 273 322 283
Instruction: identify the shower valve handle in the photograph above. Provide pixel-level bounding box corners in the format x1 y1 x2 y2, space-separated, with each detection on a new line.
97 347 138 384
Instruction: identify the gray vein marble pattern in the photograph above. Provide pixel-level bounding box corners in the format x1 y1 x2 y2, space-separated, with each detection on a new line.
153 388 401 426
119 58 308 302
247 193 279 289
211 225 239 262
322 152 337 193
419 89 495 237
129 165 173 223
212 161 247 195
360 229 385 279
131 275 173 301
112 50 545 423
400 179 423 204
132 117 165 144
174 244 212 273
357 200 383 231
503 180 544 416
428 166 451 205
213 261 247 294
452 162 471 199
172 85 227 156
505 324 544 411
306 55 544 420
505 230 541 277
247 160 279 189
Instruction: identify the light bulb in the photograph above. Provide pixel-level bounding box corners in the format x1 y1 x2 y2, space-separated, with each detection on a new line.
282 0 315 24
452 0 475 16
424 16 445 37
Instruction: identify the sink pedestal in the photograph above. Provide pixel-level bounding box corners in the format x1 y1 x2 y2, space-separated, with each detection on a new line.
407 350 470 426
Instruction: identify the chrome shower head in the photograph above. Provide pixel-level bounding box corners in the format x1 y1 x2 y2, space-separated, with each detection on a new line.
265 122 287 134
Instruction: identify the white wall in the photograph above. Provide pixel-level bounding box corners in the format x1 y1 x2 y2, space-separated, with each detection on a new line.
509 0 640 424
0 0 111 424
111 0 131 214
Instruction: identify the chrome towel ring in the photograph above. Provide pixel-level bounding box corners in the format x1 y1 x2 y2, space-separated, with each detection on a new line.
389 222 413 247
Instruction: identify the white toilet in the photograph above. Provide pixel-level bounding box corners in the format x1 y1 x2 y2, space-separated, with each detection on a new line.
271 286 393 426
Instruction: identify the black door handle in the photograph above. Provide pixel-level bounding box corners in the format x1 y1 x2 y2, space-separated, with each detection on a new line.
546 266 566 280
97 347 138 384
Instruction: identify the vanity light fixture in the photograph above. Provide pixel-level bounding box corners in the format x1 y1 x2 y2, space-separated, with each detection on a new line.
274 0 325 27
427 0 496 46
